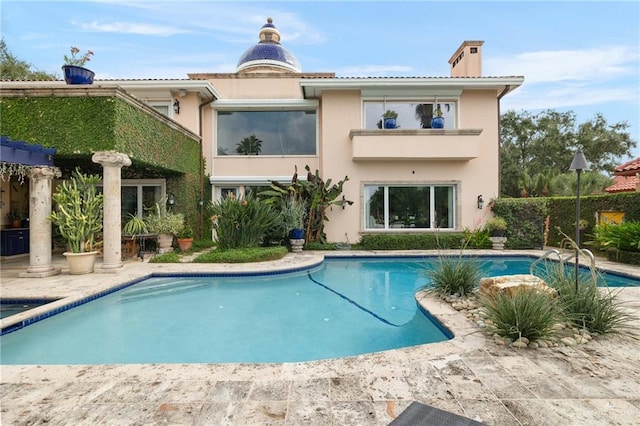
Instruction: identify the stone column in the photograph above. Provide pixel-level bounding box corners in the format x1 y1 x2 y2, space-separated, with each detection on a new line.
19 166 62 278
92 151 131 270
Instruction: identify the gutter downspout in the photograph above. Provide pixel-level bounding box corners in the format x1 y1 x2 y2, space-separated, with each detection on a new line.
497 85 511 198
198 97 216 237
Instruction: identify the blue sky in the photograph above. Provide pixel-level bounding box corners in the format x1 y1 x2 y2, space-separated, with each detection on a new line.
2 0 639 159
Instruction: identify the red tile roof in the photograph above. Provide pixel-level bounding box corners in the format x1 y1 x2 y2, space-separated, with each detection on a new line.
613 157 640 176
605 175 639 193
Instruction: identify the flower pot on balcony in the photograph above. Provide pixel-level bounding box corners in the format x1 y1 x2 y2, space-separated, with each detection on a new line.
383 118 397 129
62 65 95 85
431 116 445 129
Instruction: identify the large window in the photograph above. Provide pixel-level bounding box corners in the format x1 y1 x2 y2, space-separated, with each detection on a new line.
364 101 456 130
217 110 317 156
364 184 455 230
120 180 165 220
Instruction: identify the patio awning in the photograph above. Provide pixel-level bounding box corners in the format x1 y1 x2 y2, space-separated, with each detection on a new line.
1 136 56 166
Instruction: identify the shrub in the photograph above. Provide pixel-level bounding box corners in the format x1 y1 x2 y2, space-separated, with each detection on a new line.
193 246 287 263
591 221 640 253
463 228 492 249
208 193 281 249
542 262 635 335
424 255 482 296
481 289 560 342
360 233 466 250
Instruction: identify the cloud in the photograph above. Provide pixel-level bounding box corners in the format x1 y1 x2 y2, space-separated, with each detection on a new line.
74 20 190 36
485 46 638 83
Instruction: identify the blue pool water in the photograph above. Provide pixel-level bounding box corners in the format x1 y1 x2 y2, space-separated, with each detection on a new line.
1 256 638 365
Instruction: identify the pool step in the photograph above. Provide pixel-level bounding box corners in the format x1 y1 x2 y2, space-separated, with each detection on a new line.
118 279 209 302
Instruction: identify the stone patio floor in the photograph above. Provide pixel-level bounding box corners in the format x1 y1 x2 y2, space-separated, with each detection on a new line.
1 250 639 425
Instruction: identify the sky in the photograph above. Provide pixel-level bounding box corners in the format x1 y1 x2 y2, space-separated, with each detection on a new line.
2 0 639 160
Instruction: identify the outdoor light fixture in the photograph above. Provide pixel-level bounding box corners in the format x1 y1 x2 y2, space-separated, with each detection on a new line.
173 100 180 114
569 148 589 291
341 195 347 209
167 193 176 207
477 195 484 210
198 198 204 207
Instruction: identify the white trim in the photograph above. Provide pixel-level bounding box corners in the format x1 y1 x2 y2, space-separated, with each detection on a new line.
212 99 318 110
236 59 301 73
209 176 306 185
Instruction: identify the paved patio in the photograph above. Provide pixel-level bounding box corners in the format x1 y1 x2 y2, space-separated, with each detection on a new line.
1 250 639 425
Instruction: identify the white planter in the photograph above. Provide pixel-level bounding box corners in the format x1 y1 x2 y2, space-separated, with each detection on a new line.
157 233 174 254
489 237 507 250
63 251 98 275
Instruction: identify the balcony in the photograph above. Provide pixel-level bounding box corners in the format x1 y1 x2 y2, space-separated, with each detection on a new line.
349 129 482 161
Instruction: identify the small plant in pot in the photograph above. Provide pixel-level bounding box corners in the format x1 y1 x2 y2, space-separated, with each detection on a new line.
6 211 23 228
382 110 399 129
283 195 306 240
485 216 507 237
62 46 95 85
144 202 184 253
176 224 195 251
49 168 104 274
122 213 148 259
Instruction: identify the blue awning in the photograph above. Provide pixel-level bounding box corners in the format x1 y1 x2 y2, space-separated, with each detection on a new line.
1 136 56 166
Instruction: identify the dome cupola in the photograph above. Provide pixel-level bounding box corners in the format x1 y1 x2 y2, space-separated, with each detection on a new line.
236 18 301 73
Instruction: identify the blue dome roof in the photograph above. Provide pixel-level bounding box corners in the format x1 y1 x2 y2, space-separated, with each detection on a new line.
236 18 301 73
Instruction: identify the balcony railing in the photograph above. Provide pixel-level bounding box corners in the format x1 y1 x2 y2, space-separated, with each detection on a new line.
349 129 483 161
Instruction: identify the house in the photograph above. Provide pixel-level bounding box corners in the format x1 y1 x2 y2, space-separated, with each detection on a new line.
1 18 523 268
184 18 523 241
605 157 640 193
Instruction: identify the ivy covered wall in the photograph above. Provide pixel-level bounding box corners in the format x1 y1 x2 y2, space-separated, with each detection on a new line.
0 93 205 236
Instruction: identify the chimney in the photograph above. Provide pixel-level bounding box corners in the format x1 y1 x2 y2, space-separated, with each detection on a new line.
448 41 484 77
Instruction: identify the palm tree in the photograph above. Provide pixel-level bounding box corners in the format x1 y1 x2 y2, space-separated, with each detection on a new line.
415 103 433 129
236 134 263 155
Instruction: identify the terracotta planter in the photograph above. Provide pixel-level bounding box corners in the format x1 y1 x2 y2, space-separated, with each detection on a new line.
177 237 193 251
10 219 22 228
64 251 98 275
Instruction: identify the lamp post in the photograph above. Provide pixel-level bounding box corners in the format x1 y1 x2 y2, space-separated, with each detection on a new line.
569 148 589 291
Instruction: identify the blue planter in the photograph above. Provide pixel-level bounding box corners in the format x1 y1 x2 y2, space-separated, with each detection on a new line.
290 228 304 239
383 118 397 129
431 116 445 129
62 65 95 85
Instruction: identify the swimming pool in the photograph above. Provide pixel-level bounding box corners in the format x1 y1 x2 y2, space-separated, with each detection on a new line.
1 255 638 365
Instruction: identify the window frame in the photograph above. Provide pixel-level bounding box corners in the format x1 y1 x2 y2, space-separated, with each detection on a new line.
362 98 458 130
213 99 319 157
363 183 457 231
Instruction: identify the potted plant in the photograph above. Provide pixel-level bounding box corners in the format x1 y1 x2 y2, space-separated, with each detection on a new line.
122 213 148 259
49 168 104 274
176 224 195 251
431 104 445 129
485 216 507 237
6 211 22 228
382 110 398 129
283 195 306 240
62 46 95 85
144 202 184 253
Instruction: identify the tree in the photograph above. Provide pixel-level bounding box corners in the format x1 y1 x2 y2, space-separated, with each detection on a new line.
236 134 262 155
500 109 636 197
0 39 57 80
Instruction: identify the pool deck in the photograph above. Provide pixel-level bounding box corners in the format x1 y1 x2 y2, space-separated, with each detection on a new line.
1 250 639 425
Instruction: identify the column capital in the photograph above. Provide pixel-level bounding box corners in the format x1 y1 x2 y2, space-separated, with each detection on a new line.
29 166 61 180
92 151 132 168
